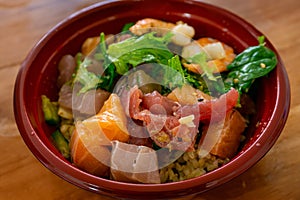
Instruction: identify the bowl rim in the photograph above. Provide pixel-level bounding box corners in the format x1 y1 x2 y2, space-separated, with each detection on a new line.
14 0 291 196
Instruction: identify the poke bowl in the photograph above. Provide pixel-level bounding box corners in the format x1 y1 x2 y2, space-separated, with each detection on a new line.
13 0 290 199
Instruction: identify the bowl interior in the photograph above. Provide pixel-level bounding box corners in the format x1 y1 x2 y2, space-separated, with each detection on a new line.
14 0 290 199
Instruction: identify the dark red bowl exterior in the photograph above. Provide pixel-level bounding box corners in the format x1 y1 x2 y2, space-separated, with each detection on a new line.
14 0 290 199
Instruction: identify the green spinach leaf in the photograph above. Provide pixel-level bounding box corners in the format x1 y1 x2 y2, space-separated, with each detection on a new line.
225 36 277 93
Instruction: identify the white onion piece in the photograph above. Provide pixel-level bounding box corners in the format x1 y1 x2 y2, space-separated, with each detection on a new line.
181 42 206 59
171 23 195 46
202 42 226 60
173 23 195 37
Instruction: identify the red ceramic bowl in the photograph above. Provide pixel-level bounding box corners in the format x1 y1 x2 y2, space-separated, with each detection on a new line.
14 0 290 199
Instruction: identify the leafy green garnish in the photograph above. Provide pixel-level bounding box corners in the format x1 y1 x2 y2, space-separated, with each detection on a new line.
184 72 207 92
99 32 117 92
121 22 134 32
107 32 174 75
73 32 176 93
73 33 117 93
73 59 103 93
225 36 277 93
181 53 226 95
162 55 209 93
258 35 266 46
163 55 186 89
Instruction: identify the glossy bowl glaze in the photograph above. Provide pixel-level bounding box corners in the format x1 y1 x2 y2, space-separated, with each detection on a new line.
14 0 290 199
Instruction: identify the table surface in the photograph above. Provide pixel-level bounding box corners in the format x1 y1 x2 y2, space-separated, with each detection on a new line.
1 0 299 199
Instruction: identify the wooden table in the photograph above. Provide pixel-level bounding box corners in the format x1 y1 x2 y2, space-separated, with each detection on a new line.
1 0 299 199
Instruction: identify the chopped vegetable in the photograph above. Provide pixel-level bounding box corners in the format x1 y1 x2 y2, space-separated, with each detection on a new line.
51 130 70 159
57 106 73 120
59 119 75 142
41 95 60 125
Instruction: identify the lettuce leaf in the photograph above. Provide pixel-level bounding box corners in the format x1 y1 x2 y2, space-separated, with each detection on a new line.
163 55 185 89
73 33 116 93
107 32 174 75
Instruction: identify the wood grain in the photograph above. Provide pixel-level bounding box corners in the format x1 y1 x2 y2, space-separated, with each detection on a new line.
1 0 299 199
